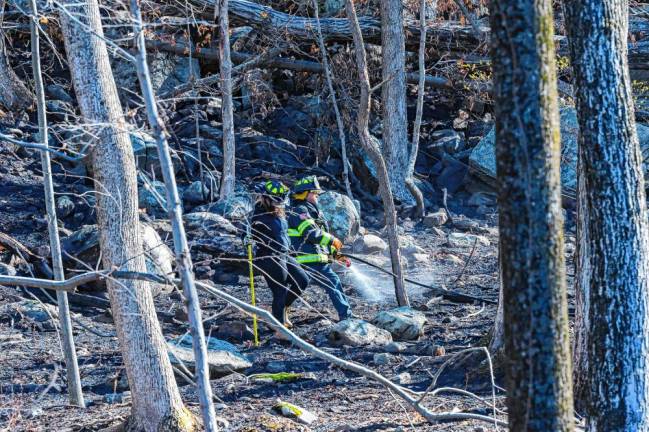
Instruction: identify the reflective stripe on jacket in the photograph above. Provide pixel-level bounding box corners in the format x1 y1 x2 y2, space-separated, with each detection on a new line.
287 200 336 263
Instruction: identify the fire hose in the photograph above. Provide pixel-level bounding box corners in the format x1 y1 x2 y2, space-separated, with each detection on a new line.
341 253 497 305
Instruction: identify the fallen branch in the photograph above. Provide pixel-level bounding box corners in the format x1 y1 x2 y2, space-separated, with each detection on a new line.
140 39 453 90
187 0 482 50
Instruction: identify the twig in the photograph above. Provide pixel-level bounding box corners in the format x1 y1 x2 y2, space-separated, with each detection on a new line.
451 237 478 286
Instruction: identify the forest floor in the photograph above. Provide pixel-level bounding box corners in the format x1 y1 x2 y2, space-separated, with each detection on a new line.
0 144 577 432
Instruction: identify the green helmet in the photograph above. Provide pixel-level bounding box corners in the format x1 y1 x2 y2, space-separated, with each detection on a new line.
254 180 290 205
293 176 323 194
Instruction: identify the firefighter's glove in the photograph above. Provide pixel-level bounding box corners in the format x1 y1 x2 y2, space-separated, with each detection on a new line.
332 237 343 252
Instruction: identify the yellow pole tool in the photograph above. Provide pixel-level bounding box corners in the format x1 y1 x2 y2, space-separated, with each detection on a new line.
247 243 259 346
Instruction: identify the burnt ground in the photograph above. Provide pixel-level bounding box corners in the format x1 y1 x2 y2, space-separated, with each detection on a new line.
0 144 577 432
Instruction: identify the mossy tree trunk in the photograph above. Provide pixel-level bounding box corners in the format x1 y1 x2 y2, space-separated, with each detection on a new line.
490 0 574 429
564 0 649 429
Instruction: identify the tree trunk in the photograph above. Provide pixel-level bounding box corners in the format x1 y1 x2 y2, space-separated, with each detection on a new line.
345 0 408 307
380 0 409 203
490 0 574 429
571 156 589 412
563 1 649 429
130 0 218 430
0 0 33 111
30 0 84 407
405 0 431 219
218 0 236 199
58 1 195 430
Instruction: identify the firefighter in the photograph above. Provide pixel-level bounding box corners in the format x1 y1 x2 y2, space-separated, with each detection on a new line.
288 176 353 321
250 180 310 328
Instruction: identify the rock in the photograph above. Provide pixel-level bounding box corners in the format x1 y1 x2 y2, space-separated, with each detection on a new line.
410 253 430 265
436 158 468 193
453 110 469 129
447 232 490 248
451 218 480 232
61 223 174 295
167 337 251 378
385 341 408 353
184 212 237 234
141 224 175 294
138 180 167 217
183 181 211 204
422 209 448 227
216 321 255 342
373 352 394 365
273 400 317 425
352 234 388 254
196 192 253 221
467 192 495 207
236 128 305 172
104 392 130 404
395 372 411 385
372 307 427 341
328 319 392 347
0 300 59 331
429 227 446 237
318 191 361 243
429 129 464 154
470 107 649 192
56 196 75 218
442 254 465 266
45 84 73 103
183 212 243 257
0 263 17 276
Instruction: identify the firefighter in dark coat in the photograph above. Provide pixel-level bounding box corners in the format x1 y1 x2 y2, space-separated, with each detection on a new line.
287 176 352 321
250 180 309 328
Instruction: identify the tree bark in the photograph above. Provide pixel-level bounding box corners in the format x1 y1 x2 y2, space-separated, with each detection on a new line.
30 0 84 408
405 0 431 219
218 0 236 199
130 0 218 430
490 0 574 429
0 0 33 111
563 1 649 429
58 1 195 430
345 0 408 307
380 0 409 203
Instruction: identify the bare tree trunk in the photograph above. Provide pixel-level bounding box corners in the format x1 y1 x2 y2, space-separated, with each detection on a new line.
345 0 408 307
405 0 431 220
0 0 33 111
29 0 84 408
130 1 218 430
58 1 195 430
488 242 504 355
571 156 589 412
564 1 649 429
490 0 574 429
312 0 353 201
380 0 409 203
218 0 236 199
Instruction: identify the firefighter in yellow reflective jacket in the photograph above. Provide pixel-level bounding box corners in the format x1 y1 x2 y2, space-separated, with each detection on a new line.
287 176 352 321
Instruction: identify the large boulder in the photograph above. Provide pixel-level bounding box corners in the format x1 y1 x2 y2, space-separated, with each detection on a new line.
61 223 175 295
195 192 253 222
318 191 361 243
167 336 251 377
352 234 388 254
235 128 305 173
372 307 427 341
183 212 244 258
470 108 649 193
327 319 392 347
